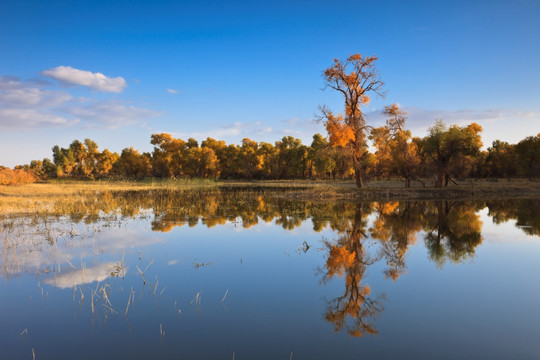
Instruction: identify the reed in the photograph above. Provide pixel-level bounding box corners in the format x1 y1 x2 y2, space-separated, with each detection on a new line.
221 289 229 303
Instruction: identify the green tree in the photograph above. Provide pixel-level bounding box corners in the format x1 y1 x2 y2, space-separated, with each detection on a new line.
275 136 308 178
418 120 483 187
515 134 540 178
309 134 336 179
484 141 516 177
52 145 76 177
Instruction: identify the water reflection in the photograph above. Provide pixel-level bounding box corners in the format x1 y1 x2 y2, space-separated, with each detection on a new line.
1 189 539 342
486 199 540 236
321 203 384 337
424 201 483 267
5 189 538 237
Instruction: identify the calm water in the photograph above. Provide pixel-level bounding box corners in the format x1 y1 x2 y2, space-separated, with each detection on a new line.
1 190 540 359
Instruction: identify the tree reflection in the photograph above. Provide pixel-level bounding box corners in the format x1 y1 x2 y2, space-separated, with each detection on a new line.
321 203 385 337
423 201 483 267
486 199 540 236
370 201 424 280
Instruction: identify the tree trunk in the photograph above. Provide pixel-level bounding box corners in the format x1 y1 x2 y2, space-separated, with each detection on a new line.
435 167 445 188
354 162 363 188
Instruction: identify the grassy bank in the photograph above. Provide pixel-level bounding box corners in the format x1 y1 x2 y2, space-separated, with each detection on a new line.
1 178 540 216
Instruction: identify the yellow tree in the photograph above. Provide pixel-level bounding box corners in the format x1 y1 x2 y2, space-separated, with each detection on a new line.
238 138 261 178
375 104 422 187
369 126 392 179
320 54 385 188
96 149 119 176
150 133 186 177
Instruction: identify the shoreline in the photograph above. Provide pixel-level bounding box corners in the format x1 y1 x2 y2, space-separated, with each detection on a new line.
1 178 540 200
1 179 539 218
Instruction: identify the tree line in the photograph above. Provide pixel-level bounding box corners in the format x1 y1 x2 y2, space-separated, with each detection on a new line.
12 121 539 186
8 53 540 187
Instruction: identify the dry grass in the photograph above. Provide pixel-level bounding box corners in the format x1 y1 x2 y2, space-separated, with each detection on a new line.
1 178 540 216
0 179 219 216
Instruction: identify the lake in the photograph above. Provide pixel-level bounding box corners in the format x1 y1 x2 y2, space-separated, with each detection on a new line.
1 189 540 359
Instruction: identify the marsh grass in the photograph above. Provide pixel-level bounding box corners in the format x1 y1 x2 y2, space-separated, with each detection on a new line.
1 178 540 218
0 178 219 216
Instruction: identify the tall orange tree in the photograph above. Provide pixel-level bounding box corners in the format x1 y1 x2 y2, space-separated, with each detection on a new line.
320 54 385 188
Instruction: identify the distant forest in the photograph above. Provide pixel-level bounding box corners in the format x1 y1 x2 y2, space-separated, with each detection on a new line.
2 119 540 187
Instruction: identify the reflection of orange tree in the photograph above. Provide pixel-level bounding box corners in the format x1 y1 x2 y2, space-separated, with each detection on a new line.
370 201 424 281
321 203 385 337
423 201 483 267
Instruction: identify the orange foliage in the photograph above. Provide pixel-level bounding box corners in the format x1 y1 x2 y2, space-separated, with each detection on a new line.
325 245 356 278
324 112 355 147
378 201 399 215
0 167 37 186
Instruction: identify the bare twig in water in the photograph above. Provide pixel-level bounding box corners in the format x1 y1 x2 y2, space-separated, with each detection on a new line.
144 258 154 273
190 292 201 305
136 266 146 285
221 289 229 303
65 258 77 270
125 293 131 316
153 277 159 296
159 323 165 345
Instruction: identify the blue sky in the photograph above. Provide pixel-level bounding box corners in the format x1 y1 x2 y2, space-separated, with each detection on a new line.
1 0 539 167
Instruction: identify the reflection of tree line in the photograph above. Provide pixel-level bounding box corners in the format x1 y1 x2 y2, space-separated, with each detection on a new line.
40 189 540 237
7 190 540 337
486 199 540 237
39 191 540 278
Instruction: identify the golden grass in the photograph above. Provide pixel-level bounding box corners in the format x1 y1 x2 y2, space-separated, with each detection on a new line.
1 178 539 216
0 179 215 215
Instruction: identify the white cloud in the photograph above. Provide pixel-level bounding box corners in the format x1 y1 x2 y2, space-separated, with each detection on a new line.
364 106 539 147
41 65 127 93
169 118 326 146
173 121 274 142
167 88 178 94
43 262 126 289
0 87 72 107
0 108 76 130
0 76 160 130
0 76 77 130
66 100 162 128
365 106 537 130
